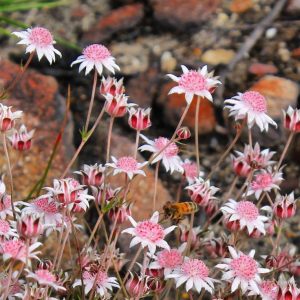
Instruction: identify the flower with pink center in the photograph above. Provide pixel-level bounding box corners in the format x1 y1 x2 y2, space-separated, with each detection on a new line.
283 106 300 133
106 156 146 180
246 168 283 199
0 104 23 132
128 107 152 131
139 134 183 174
71 44 119 75
149 244 185 277
104 93 130 117
273 192 297 219
0 219 17 240
167 65 221 104
73 270 119 297
181 159 201 184
0 193 20 219
7 124 34 151
100 76 124 96
27 268 66 292
12 27 61 64
186 177 219 206
75 163 105 186
122 211 176 254
231 143 275 178
216 246 269 295
224 91 277 131
0 238 41 263
0 271 24 298
221 199 268 235
249 280 279 299
22 194 62 227
167 257 215 294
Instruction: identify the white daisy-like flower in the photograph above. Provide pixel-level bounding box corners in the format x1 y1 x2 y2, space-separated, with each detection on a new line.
246 168 283 199
221 199 268 235
73 270 119 297
216 246 270 295
248 280 279 299
71 44 119 76
166 257 215 294
12 27 62 64
167 65 221 104
122 211 176 254
139 134 184 174
224 91 277 132
106 156 147 180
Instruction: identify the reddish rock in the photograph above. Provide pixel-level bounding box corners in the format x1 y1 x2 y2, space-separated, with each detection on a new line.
159 82 216 134
248 63 278 76
0 60 74 199
229 0 254 13
83 4 144 42
151 0 220 29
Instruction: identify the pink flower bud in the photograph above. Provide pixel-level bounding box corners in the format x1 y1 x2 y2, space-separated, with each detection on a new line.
274 193 297 219
17 214 43 239
104 93 128 118
37 259 53 270
128 107 151 131
125 274 148 298
107 204 131 224
176 126 191 140
231 156 251 178
75 164 105 186
0 104 22 132
100 76 124 97
283 106 300 132
8 125 34 151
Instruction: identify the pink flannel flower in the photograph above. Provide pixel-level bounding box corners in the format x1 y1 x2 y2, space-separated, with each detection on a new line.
167 65 221 104
104 93 130 118
12 27 62 64
139 135 183 174
283 106 300 133
122 211 176 254
181 159 200 184
247 168 283 199
128 107 152 131
224 91 277 132
0 271 23 298
75 163 105 186
186 177 218 206
71 44 119 75
221 199 268 235
273 192 297 219
17 213 44 239
0 219 17 240
149 244 185 277
8 124 34 151
179 224 201 249
73 270 119 297
26 268 66 292
91 184 121 205
249 280 279 299
216 246 269 295
0 104 22 132
106 156 146 180
0 238 41 263
278 276 300 300
167 257 215 294
176 126 191 140
107 201 131 224
0 194 19 219
100 76 124 96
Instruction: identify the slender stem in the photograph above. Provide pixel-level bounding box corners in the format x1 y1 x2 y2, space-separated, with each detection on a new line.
171 104 191 140
277 131 294 170
106 117 115 163
85 213 104 249
153 161 160 211
274 220 283 255
175 177 184 202
248 127 252 148
2 133 16 220
195 97 201 173
185 212 195 256
2 261 13 299
85 69 98 131
56 223 71 271
236 170 254 200
134 130 140 159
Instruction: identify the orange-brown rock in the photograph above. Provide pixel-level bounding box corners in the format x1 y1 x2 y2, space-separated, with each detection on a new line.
248 63 278 76
230 0 254 13
291 48 300 58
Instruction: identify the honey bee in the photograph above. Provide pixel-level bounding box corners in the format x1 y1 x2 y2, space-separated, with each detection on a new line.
163 201 198 222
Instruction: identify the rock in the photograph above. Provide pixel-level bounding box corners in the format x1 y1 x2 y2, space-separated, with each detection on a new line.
291 48 300 58
160 51 177 73
159 82 216 134
83 4 144 42
0 60 74 199
229 0 254 13
126 67 159 108
151 0 220 29
110 42 149 75
201 49 235 65
286 0 300 13
265 27 277 39
248 63 278 76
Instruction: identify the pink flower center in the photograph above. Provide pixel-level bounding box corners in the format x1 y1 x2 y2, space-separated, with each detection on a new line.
260 280 278 298
242 91 267 113
35 269 56 283
230 255 257 280
34 198 58 214
83 44 111 61
154 137 179 157
0 197 11 212
236 201 259 221
117 156 138 172
135 220 165 242
0 220 9 234
0 240 26 259
29 27 53 47
182 162 198 179
181 259 209 278
252 173 273 190
179 71 207 93
157 249 183 269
